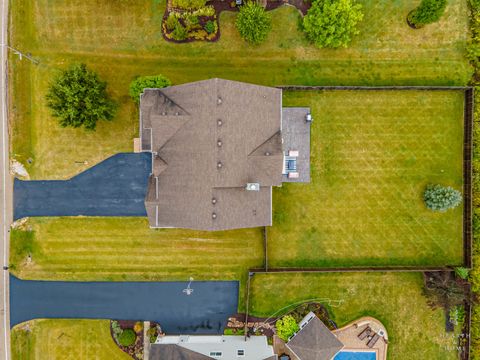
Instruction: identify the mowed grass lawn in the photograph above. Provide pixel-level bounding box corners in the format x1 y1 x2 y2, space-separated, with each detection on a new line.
9 0 470 179
250 273 459 360
10 217 263 285
11 319 129 360
269 90 464 267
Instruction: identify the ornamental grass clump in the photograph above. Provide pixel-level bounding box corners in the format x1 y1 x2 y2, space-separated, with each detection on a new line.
423 184 462 212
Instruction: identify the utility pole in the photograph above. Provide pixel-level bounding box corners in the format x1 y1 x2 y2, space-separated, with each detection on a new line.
1 44 38 64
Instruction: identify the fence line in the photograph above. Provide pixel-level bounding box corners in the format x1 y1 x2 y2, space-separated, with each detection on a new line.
276 85 471 91
464 88 474 269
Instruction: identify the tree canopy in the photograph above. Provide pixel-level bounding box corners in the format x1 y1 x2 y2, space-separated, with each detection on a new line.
46 64 116 131
302 0 363 48
407 0 447 28
129 75 172 103
236 2 272 44
423 184 462 212
275 315 299 341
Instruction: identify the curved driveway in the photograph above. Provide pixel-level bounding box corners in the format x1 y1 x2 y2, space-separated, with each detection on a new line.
10 275 238 334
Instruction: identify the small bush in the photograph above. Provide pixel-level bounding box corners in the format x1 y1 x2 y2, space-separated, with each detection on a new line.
205 20 216 34
275 315 299 342
455 267 470 280
407 0 447 27
129 75 172 103
111 321 122 339
172 22 189 41
423 184 462 212
133 321 143 333
236 2 271 44
303 0 363 48
191 5 215 17
118 328 136 347
184 14 200 31
190 29 209 40
166 13 179 31
171 0 206 10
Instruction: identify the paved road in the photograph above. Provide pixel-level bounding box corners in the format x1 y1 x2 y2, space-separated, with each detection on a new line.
10 276 238 334
0 0 11 357
14 152 151 220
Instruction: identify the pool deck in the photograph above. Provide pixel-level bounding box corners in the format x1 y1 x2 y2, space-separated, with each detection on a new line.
332 316 388 360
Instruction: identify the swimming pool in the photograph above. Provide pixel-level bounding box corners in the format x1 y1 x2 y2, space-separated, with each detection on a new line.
334 350 377 360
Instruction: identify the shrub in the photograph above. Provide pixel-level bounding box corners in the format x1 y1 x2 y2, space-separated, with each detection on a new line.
302 0 363 48
191 6 215 17
205 20 216 34
235 2 271 44
275 315 299 341
407 0 447 27
171 0 206 10
184 14 200 31
423 184 462 212
118 328 136 347
46 64 116 131
129 75 172 103
111 321 122 339
455 267 470 280
166 13 179 31
172 22 189 41
133 321 143 333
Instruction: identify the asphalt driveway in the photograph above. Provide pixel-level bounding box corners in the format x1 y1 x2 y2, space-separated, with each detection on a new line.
14 152 151 220
10 275 238 334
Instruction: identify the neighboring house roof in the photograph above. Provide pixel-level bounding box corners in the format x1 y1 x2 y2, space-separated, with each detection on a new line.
286 315 344 360
140 78 283 231
151 335 276 360
150 344 213 360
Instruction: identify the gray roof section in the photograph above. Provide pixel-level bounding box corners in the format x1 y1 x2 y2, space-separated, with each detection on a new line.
282 107 311 183
286 317 344 360
140 78 283 231
149 344 213 360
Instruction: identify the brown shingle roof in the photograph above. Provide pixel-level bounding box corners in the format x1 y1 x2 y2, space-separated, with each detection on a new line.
140 78 283 231
286 317 344 360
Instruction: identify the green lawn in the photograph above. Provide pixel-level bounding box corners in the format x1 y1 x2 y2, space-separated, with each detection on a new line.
269 90 464 267
10 217 263 281
9 0 470 179
11 319 130 360
249 272 459 360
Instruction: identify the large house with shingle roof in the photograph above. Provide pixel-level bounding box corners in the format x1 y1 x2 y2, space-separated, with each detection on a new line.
139 78 311 231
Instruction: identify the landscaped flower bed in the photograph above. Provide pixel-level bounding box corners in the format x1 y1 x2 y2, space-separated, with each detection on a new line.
163 6 219 42
110 320 144 360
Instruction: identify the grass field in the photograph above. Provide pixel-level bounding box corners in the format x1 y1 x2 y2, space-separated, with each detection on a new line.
268 90 465 267
11 319 130 360
9 0 470 179
249 272 459 360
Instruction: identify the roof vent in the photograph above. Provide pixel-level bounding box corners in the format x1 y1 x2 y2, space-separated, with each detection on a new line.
217 162 223 169
246 183 260 191
212 212 217 219
212 198 217 204
217 97 222 105
306 113 313 123
217 140 222 147
265 151 271 156
217 119 223 126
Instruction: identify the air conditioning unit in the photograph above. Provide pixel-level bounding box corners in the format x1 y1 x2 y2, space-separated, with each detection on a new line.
306 113 313 123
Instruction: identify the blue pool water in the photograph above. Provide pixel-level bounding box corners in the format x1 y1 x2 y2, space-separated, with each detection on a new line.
334 351 376 360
